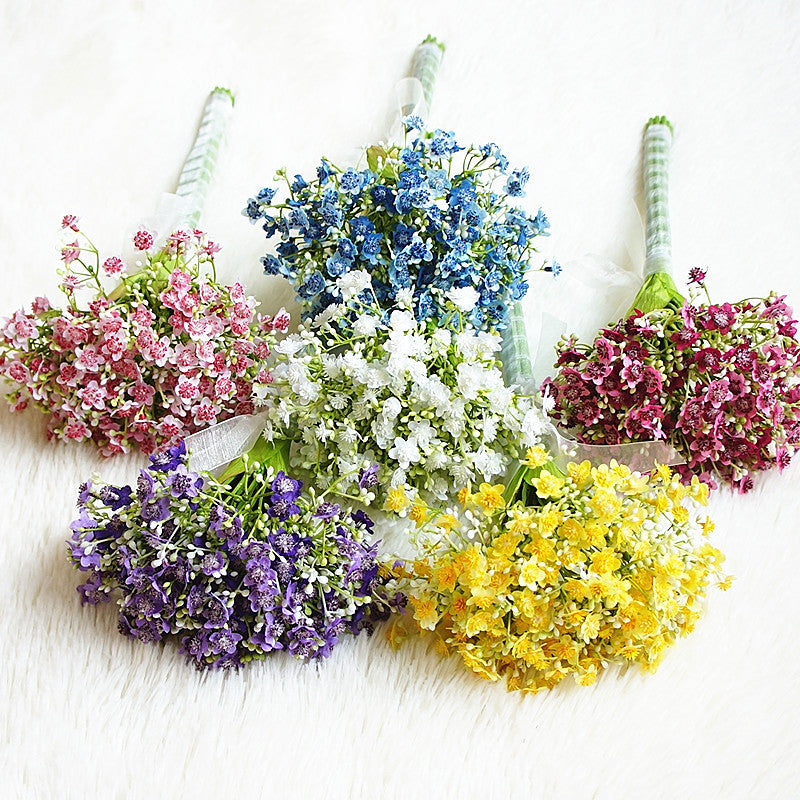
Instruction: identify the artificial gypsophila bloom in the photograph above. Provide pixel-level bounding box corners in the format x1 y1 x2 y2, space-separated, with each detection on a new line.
68 440 400 670
254 299 545 501
388 455 729 693
0 220 289 455
543 274 800 492
244 121 550 334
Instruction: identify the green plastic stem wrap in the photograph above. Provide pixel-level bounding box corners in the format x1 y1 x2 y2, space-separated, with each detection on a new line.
629 116 684 315
409 35 445 113
500 302 536 392
175 87 235 228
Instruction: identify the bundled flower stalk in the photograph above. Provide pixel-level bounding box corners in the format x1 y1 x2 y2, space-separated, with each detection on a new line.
405 35 445 113
543 117 800 491
389 448 729 693
0 88 287 455
68 437 398 670
245 37 550 334
255 295 545 501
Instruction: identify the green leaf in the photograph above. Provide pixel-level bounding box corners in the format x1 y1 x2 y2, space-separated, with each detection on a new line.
380 163 399 182
501 460 570 509
216 437 292 485
255 436 292 473
627 271 684 317
503 463 529 504
366 145 386 173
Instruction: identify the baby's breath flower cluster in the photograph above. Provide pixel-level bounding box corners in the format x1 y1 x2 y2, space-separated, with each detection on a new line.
256 302 544 501
543 274 800 491
68 441 397 670
0 217 286 455
244 118 551 332
390 451 729 693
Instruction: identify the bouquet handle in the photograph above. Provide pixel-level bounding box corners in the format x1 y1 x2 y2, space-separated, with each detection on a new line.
174 87 235 227
500 302 537 393
643 117 673 278
409 35 445 115
502 117 676 391
628 116 683 315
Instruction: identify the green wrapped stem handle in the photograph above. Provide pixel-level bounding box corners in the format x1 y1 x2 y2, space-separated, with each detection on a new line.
408 35 445 116
643 116 673 279
500 303 536 391
629 116 684 315
175 87 235 228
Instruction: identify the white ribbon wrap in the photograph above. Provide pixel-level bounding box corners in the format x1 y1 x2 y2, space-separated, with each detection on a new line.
540 415 682 472
182 411 271 475
643 123 673 278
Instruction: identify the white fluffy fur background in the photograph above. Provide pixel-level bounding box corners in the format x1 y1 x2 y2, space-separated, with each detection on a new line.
2 2 800 798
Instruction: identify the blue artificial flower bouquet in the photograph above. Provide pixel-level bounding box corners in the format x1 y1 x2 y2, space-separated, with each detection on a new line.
245 116 550 333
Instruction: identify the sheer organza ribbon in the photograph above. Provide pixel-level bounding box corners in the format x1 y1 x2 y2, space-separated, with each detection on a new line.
539 413 682 472
183 411 271 474
387 77 428 144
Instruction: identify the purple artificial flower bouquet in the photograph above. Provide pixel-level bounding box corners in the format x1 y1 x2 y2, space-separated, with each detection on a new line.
68 439 399 670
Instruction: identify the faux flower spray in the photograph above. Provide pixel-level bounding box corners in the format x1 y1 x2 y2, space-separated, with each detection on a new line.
254 302 545 502
0 88 283 456
543 117 800 491
244 36 551 334
389 449 729 693
68 434 400 670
